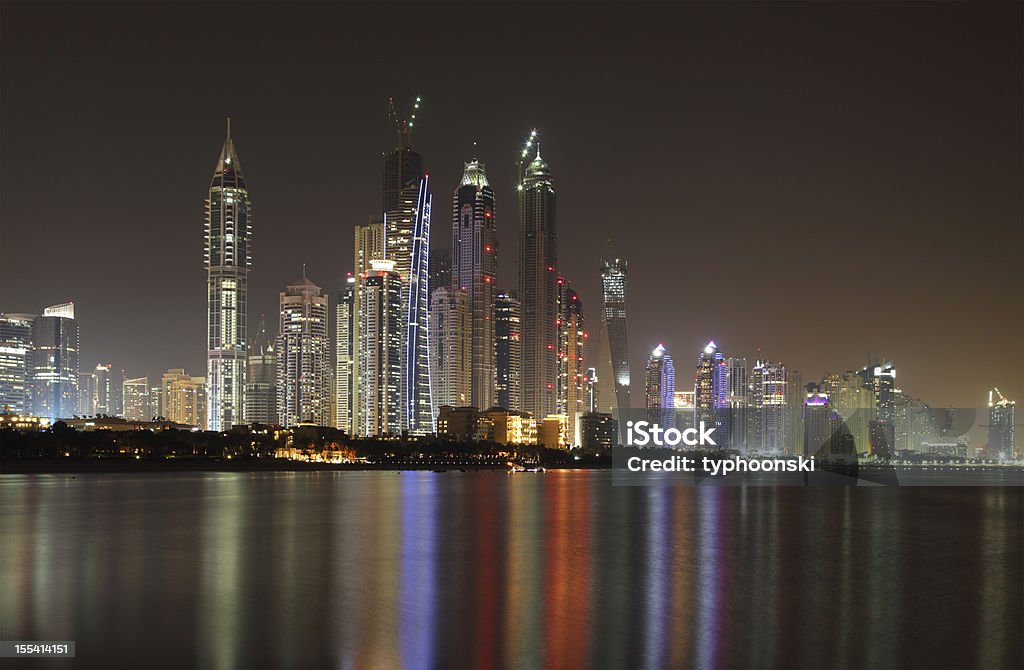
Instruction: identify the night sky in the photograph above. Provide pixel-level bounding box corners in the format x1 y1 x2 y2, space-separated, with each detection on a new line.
2 2 1021 410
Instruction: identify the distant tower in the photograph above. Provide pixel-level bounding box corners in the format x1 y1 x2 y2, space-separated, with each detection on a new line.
352 218 385 436
275 272 329 427
205 118 251 431
334 274 356 433
428 287 472 414
726 357 749 450
988 388 1017 458
428 249 451 308
645 344 675 428
122 377 150 422
358 259 404 435
517 131 558 420
494 291 522 411
30 303 79 421
383 97 432 434
452 158 497 410
751 359 788 453
0 313 35 414
597 255 629 414
246 318 277 425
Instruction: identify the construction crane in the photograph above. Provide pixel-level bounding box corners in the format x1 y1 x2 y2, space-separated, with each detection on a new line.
388 96 421 150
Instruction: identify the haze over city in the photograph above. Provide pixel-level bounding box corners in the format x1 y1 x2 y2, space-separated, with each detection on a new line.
2 2 1021 410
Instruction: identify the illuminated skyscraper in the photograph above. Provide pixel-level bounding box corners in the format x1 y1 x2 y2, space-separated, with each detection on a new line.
30 303 79 421
557 281 586 445
0 313 35 414
122 377 150 421
358 259 404 436
695 341 727 435
352 219 385 436
334 274 356 433
383 98 431 434
428 248 451 308
494 291 522 411
452 158 497 410
726 357 749 450
988 388 1017 457
597 256 629 414
275 273 329 427
92 364 115 415
517 133 558 420
645 344 675 428
428 287 471 414
246 321 276 425
167 375 207 428
859 361 896 456
751 359 788 453
205 118 251 431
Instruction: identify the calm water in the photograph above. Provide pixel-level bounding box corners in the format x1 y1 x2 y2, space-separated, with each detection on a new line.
1 471 1021 669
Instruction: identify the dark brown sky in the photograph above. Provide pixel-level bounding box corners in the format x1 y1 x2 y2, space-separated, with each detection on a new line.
2 2 1021 409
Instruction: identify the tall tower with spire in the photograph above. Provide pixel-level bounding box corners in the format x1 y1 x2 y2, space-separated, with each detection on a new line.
451 156 497 410
383 97 432 434
517 131 558 420
205 118 251 431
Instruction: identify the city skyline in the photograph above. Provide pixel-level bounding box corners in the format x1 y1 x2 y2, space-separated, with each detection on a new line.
1 2 1021 412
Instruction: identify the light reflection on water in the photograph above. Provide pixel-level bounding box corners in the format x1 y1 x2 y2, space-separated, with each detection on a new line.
0 472 1021 669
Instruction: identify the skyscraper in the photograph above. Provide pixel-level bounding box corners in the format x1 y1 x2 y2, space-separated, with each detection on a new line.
30 303 79 421
382 98 431 434
597 256 629 414
726 357 749 451
246 321 276 425
275 272 329 427
557 281 586 445
122 377 150 421
93 364 115 415
334 274 356 433
205 118 251 432
695 341 727 436
167 375 207 428
517 134 558 420
353 219 385 436
751 359 788 453
494 291 522 412
358 259 403 436
428 287 471 413
988 388 1017 457
0 313 35 414
452 158 497 410
645 344 675 428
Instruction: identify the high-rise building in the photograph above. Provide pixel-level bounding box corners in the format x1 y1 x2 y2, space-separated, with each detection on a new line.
358 259 404 436
428 287 471 413
0 313 35 414
428 249 451 308
988 388 1017 457
122 377 150 421
557 281 586 445
517 135 558 420
803 384 850 458
92 364 115 415
205 118 251 432
597 256 629 414
645 344 675 428
353 219 385 436
452 159 497 410
859 361 896 456
275 273 329 427
167 376 207 428
494 291 522 412
726 357 749 451
149 385 162 420
751 359 788 453
30 303 79 421
382 99 432 434
78 371 96 416
246 321 276 425
695 341 727 439
334 274 356 433
822 369 873 453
